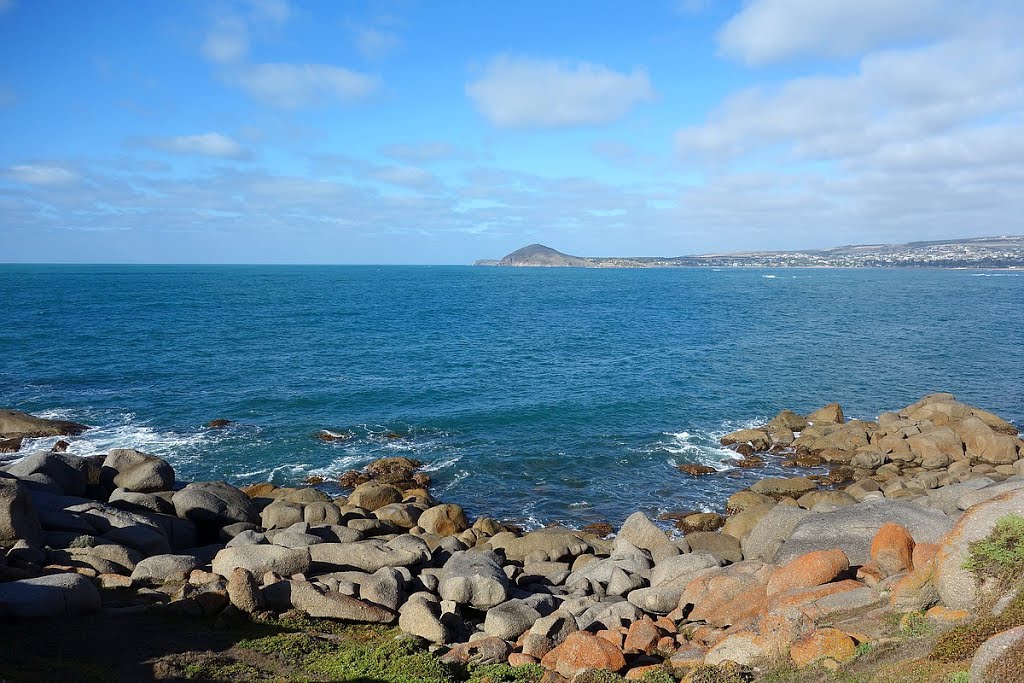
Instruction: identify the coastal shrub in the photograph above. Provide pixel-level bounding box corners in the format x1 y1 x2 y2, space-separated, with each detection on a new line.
930 584 1024 662
964 514 1024 591
303 634 455 683
683 663 754 683
236 632 332 667
946 672 969 683
181 659 271 681
463 663 545 682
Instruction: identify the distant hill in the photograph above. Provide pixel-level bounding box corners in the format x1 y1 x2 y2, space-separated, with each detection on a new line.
475 235 1024 269
490 244 595 267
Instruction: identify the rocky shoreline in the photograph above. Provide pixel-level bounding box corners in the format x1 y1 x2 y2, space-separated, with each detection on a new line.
2 395 1024 682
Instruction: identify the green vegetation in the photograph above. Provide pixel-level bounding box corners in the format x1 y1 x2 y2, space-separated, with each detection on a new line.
463 663 545 683
684 663 755 683
930 582 1024 662
964 514 1024 592
945 672 969 683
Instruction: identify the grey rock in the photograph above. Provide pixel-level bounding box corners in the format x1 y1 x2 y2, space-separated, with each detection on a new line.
260 500 303 530
582 597 644 627
212 544 311 578
288 580 395 622
0 478 41 546
219 522 259 541
438 550 510 609
741 505 811 562
226 530 266 547
309 536 428 572
956 480 1024 511
302 501 342 526
685 532 743 564
268 530 323 549
487 527 590 562
3 451 88 496
627 585 686 614
0 573 101 617
483 598 542 640
650 552 720 587
617 511 672 553
102 449 174 493
172 481 258 526
399 596 452 644
227 567 265 613
131 554 200 583
775 498 954 565
606 567 645 597
108 489 176 515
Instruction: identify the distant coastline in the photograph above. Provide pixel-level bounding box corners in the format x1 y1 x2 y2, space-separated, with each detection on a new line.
476 236 1024 269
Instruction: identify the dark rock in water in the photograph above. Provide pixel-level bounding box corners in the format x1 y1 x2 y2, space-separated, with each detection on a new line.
52 440 70 453
339 456 428 493
0 437 23 453
302 475 324 485
580 522 614 537
0 409 89 438
207 419 231 429
679 464 716 476
736 457 764 468
732 443 755 457
316 429 352 442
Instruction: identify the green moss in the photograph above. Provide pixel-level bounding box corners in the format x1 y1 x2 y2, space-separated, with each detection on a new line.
181 660 274 681
304 634 455 683
567 671 627 683
930 585 1024 662
463 663 545 683
237 632 332 666
945 672 969 683
964 514 1024 591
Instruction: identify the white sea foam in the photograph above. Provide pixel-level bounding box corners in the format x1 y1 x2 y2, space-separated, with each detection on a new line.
762 274 777 279
420 454 463 472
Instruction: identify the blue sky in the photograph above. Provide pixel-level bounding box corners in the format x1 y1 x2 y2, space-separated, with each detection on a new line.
1 0 1022 263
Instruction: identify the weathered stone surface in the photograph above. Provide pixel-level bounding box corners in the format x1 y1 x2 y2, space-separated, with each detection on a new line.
750 477 817 500
288 581 394 622
440 637 511 666
627 586 687 614
0 573 101 617
617 512 673 553
418 504 469 537
958 416 1019 465
227 567 265 613
347 482 403 512
685 532 742 564
0 478 41 546
651 552 720 587
172 481 258 526
721 429 771 451
3 451 89 496
623 617 661 655
102 449 174 493
489 527 590 562
541 631 626 678
677 512 725 534
726 491 775 515
767 550 850 597
969 625 1024 683
907 427 964 468
806 403 844 425
770 409 809 433
212 545 311 578
484 598 542 640
775 498 953 565
722 504 776 541
870 523 915 576
935 487 1024 610
260 500 304 530
438 550 509 609
373 503 421 528
309 537 428 572
741 505 811 562
0 410 89 439
398 595 452 644
108 489 176 515
131 554 200 583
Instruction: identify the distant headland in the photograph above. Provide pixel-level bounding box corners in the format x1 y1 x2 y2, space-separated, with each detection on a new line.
475 236 1024 269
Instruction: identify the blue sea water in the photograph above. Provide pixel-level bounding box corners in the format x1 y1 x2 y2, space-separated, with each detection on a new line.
2 265 1022 527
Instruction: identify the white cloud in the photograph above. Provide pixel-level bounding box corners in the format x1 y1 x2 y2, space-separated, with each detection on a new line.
228 63 379 108
466 56 656 128
379 142 473 163
202 14 249 64
146 133 250 160
354 27 402 61
5 164 79 185
718 0 955 64
370 165 437 189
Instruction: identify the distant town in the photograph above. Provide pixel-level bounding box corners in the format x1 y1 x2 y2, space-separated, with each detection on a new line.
476 236 1024 269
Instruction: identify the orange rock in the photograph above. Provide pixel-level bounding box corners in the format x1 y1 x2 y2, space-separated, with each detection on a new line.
596 629 624 649
925 605 970 622
540 632 626 678
889 564 938 612
870 522 915 576
789 628 857 668
624 618 661 655
767 550 851 597
657 636 676 653
507 653 538 667
912 542 939 570
625 665 668 680
654 616 677 633
856 561 886 587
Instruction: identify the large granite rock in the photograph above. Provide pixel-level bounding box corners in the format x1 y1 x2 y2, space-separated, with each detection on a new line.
3 451 89 496
0 573 101 617
212 545 311 578
438 550 509 609
775 498 954 565
0 410 89 438
102 449 175 493
0 478 41 546
935 487 1024 610
172 481 258 527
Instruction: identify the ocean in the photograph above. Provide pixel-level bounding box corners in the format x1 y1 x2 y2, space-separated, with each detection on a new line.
2 265 1022 527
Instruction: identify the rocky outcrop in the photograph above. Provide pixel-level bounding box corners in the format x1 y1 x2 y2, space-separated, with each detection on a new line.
0 409 89 439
